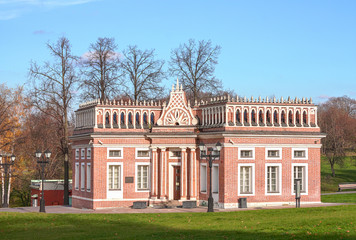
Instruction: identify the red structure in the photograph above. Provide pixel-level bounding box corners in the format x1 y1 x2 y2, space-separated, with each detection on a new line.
71 79 325 209
30 180 72 206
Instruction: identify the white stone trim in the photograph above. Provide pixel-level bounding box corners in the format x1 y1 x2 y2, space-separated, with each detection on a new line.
265 163 282 195
291 163 308 196
292 147 308 160
238 147 255 160
168 162 181 200
135 147 151 159
200 163 207 194
238 163 255 196
107 162 123 199
135 162 151 192
265 147 282 160
107 147 124 159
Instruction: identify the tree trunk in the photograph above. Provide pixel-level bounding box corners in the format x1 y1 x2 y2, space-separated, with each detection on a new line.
330 162 336 177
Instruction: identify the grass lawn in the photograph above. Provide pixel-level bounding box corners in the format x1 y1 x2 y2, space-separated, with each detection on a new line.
321 155 356 193
0 206 356 240
321 194 356 203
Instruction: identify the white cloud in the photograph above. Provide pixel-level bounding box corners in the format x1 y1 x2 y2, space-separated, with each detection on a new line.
0 0 99 20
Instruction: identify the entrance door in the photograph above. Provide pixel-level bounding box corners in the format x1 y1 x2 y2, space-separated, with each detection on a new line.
173 166 181 200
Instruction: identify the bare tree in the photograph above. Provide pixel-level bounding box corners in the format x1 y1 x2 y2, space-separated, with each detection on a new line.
28 37 76 205
79 37 121 101
120 45 165 101
169 39 222 103
319 96 356 177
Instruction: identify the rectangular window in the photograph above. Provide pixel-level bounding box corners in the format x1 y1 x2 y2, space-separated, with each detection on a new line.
294 150 305 158
241 150 253 158
268 150 279 157
293 166 306 193
137 165 149 190
240 166 252 194
267 166 279 193
109 150 121 158
238 147 255 159
200 164 207 192
137 150 149 158
81 163 85 191
265 148 282 160
86 164 91 191
75 163 79 190
75 149 79 160
292 148 308 159
87 148 91 159
171 151 181 158
81 149 85 159
108 165 121 190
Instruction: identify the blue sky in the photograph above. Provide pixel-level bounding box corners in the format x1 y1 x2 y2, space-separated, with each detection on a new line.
1 0 355 104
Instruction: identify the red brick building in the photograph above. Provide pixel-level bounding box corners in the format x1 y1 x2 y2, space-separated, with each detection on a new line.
71 80 324 209
30 180 72 207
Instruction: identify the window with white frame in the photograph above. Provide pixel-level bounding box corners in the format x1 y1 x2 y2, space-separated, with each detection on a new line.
266 165 280 193
81 163 85 191
136 148 150 159
86 163 91 191
137 165 149 190
81 149 85 159
107 148 123 159
292 148 308 159
87 148 91 159
238 164 254 195
238 148 255 159
75 149 79 160
75 163 79 190
293 165 307 193
200 164 207 192
108 165 121 190
265 148 282 160
170 150 181 158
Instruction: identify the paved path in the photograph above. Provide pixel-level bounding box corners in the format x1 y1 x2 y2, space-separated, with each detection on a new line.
321 191 356 195
0 202 351 214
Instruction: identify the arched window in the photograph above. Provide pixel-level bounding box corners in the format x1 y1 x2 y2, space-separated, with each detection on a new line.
251 110 256 124
259 110 263 123
135 112 140 125
274 110 278 124
244 109 248 123
266 111 271 124
105 112 110 125
236 109 240 123
303 111 307 124
143 112 148 125
288 111 293 125
281 111 286 124
150 113 155 125
128 112 133 125
120 112 125 124
113 112 118 125
296 111 300 125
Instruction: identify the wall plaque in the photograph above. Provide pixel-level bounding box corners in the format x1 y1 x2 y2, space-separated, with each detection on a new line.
125 177 134 183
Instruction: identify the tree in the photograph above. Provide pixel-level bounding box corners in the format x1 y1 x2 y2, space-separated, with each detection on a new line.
120 45 165 101
79 37 121 101
169 39 222 103
319 96 356 177
28 37 76 205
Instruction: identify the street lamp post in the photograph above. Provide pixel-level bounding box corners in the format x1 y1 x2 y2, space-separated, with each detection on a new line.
198 142 222 212
35 149 51 213
0 153 16 208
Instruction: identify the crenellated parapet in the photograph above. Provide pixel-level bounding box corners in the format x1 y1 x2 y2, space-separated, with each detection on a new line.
75 79 318 131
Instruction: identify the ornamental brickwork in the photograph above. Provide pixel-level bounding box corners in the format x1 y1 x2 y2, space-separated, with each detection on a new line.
71 79 324 209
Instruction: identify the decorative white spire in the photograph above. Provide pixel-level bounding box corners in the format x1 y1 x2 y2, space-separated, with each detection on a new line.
176 77 179 91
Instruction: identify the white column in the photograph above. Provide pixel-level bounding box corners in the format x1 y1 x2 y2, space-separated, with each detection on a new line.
160 148 166 200
180 147 187 200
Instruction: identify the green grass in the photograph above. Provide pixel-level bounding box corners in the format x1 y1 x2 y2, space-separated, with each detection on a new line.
0 206 356 240
321 155 356 193
322 194 356 203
